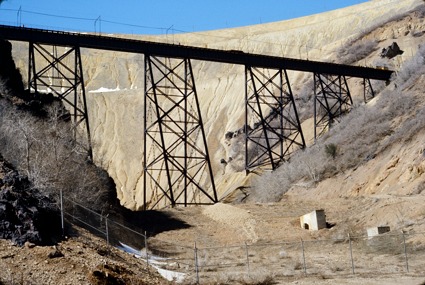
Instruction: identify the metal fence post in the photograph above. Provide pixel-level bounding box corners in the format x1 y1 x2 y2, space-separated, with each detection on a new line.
348 234 355 274
245 241 250 277
402 231 409 272
301 239 307 274
60 189 64 236
145 231 150 272
105 215 109 247
194 242 199 284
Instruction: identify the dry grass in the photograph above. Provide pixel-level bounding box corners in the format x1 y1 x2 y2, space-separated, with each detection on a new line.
239 274 276 285
336 39 379 65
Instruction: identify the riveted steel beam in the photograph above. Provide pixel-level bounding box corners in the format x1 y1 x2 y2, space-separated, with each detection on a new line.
0 25 393 81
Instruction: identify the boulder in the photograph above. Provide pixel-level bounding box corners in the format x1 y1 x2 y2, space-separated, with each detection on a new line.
380 42 404 59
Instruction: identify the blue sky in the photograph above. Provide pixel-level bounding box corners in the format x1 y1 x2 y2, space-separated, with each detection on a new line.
0 0 369 35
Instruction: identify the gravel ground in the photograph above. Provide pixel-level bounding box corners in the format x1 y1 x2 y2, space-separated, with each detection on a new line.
0 227 171 285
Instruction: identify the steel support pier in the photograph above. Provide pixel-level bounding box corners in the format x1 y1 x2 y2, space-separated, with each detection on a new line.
245 66 305 172
28 42 92 158
314 73 352 140
143 55 218 210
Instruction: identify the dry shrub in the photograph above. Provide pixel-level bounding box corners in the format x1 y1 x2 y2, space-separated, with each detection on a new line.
202 269 275 285
240 274 275 285
227 135 247 172
293 261 303 270
0 97 115 213
252 41 425 203
394 44 425 88
251 143 329 202
336 39 379 65
359 234 404 255
324 143 338 159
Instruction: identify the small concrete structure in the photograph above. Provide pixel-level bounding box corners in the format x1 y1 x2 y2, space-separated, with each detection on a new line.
300 210 327 231
367 226 390 237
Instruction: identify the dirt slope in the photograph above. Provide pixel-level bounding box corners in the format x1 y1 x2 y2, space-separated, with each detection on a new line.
0 227 169 285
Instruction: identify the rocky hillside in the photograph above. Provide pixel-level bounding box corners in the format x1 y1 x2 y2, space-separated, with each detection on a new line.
0 154 62 246
7 0 423 210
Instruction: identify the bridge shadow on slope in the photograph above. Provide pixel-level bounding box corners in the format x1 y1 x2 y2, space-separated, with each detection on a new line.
66 206 191 251
105 206 191 250
113 207 191 236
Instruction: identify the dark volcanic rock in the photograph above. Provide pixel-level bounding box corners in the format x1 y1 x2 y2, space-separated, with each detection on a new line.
0 155 62 246
0 39 69 118
0 39 25 93
380 42 404 59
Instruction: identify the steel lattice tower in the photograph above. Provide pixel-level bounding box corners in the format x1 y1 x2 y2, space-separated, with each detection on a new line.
363 78 375 103
245 66 305 172
28 43 92 158
314 73 352 140
143 55 218 210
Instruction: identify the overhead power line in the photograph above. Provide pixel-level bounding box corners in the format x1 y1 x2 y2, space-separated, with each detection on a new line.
0 0 414 61
0 0 404 35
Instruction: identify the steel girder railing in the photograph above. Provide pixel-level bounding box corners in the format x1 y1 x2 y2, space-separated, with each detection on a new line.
143 55 218 210
0 25 393 81
313 73 353 141
28 42 92 158
245 66 305 172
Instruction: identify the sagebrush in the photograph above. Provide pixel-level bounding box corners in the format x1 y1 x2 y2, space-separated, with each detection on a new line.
251 41 425 202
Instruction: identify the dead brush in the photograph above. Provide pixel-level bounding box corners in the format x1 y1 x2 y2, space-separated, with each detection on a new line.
293 261 303 271
239 274 276 285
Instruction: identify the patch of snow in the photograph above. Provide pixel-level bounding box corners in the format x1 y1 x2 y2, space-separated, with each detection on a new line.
118 242 186 283
30 88 50 94
88 86 122 93
117 242 144 257
152 265 186 283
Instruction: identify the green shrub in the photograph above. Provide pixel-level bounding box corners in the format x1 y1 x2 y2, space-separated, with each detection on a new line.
325 143 338 159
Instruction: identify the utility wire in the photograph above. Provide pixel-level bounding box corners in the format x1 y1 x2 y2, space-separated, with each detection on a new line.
19 9 96 21
0 0 404 36
0 0 415 58
100 19 164 32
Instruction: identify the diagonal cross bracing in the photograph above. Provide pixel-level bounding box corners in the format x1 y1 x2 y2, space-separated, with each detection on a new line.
314 73 352 140
363 78 375 103
143 55 218 210
245 66 305 172
28 42 92 158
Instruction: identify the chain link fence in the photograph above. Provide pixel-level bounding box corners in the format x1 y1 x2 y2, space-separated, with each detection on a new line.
56 194 425 283
190 232 422 284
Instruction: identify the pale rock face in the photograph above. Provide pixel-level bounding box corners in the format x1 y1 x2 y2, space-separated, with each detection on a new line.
11 0 422 209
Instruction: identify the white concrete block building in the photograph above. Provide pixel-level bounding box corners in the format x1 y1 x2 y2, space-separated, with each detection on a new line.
300 210 327 231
